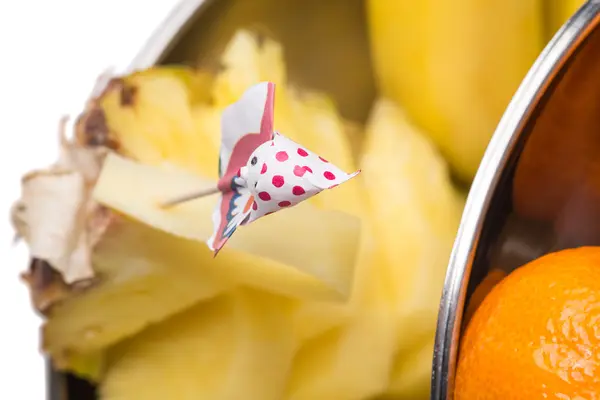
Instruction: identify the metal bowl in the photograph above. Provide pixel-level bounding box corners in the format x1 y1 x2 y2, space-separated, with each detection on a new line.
433 1 600 398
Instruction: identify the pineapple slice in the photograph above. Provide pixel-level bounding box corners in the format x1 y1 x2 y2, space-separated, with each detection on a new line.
381 338 435 400
98 67 219 178
93 153 361 302
43 218 232 361
361 100 464 398
285 226 399 400
101 289 297 400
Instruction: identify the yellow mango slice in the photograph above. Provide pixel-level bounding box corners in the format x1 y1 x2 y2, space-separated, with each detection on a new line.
101 289 297 400
93 153 360 301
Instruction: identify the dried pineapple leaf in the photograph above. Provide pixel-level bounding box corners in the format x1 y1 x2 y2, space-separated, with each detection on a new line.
93 153 361 301
11 118 111 288
20 259 72 313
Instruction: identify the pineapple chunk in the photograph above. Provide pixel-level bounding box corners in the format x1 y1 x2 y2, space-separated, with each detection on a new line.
99 67 219 178
57 351 105 382
286 227 398 400
101 289 297 400
93 153 360 301
361 100 464 396
43 218 232 360
292 301 350 343
385 338 435 399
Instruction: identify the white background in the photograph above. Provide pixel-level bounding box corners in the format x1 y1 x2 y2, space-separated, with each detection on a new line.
0 0 179 396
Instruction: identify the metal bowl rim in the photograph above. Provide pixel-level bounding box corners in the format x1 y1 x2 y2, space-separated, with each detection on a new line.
432 1 600 398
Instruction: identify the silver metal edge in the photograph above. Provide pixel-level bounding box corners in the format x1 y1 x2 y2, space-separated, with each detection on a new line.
126 0 211 71
431 1 600 399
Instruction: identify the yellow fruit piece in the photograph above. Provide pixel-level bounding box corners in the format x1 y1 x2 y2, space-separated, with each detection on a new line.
285 225 398 400
545 0 585 40
99 67 219 178
367 0 543 181
380 338 435 400
43 218 231 360
101 289 297 400
292 301 350 343
361 100 464 397
56 351 105 382
455 247 600 399
93 153 361 302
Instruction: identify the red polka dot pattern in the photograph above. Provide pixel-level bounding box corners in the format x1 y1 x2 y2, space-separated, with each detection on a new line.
293 165 307 177
319 156 328 163
324 171 336 180
303 166 313 173
260 163 267 174
297 148 308 157
272 175 285 187
252 201 258 210
292 186 305 196
276 151 289 162
278 201 291 207
258 191 271 201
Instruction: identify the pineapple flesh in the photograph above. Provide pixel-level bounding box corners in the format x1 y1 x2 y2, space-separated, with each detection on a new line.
31 21 468 400
43 218 232 368
101 289 297 400
361 99 464 398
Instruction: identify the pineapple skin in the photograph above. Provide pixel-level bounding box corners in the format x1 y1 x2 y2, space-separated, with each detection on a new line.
367 0 544 181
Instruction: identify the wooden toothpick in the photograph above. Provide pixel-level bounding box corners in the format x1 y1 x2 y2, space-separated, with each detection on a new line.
159 187 220 209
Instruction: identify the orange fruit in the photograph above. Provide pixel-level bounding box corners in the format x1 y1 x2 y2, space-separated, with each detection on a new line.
455 247 600 399
462 268 507 326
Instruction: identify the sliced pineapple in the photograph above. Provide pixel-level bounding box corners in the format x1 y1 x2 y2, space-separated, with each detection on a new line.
98 67 219 178
285 226 398 400
43 218 232 362
93 153 361 302
101 289 297 400
361 99 464 398
379 338 435 400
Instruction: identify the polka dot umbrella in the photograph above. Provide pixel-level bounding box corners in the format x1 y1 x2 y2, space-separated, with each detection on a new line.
161 82 361 255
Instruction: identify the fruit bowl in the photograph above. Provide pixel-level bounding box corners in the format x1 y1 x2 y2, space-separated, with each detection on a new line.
31 0 594 399
434 1 600 398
